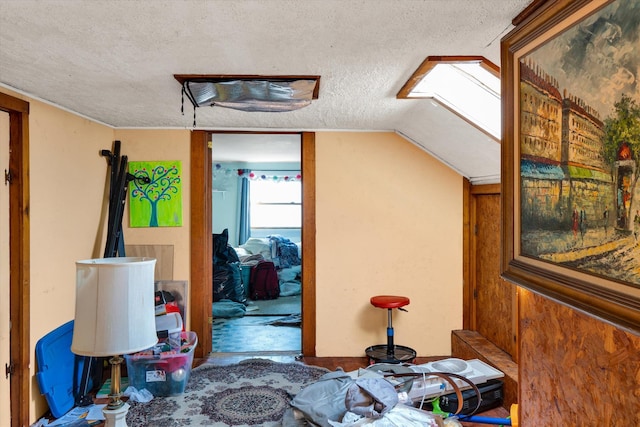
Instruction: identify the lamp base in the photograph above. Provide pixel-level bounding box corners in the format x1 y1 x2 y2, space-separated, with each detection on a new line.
103 402 129 427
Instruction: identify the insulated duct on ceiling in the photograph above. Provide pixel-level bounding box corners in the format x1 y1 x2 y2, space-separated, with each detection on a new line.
175 75 320 125
183 79 317 112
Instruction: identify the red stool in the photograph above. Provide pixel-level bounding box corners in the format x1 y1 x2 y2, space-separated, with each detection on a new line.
365 295 416 364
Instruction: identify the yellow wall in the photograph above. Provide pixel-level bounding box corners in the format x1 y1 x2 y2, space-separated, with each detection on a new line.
113 129 191 321
8 87 464 422
315 132 463 356
24 94 115 420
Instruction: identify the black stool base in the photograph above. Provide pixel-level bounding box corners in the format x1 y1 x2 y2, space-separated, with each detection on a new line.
365 344 416 365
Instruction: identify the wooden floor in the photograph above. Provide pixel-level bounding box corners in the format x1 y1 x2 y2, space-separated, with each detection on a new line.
199 354 442 369
198 354 513 427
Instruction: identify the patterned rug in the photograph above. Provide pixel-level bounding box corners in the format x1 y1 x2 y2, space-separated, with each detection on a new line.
125 358 329 426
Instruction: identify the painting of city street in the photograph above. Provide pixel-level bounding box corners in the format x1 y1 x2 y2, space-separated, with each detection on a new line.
519 0 640 286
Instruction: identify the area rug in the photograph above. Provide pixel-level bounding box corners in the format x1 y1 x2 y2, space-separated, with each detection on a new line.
125 358 329 426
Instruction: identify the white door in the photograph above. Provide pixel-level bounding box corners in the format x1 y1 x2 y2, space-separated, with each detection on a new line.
0 111 10 426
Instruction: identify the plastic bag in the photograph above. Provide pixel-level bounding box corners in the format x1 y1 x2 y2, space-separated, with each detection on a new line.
213 262 245 303
213 229 240 264
328 404 444 427
345 378 398 419
289 371 354 427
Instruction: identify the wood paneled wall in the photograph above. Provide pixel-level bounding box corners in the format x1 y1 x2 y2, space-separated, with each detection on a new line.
519 289 640 425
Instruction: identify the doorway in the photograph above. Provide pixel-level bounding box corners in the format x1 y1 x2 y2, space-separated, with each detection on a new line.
0 92 30 427
0 111 10 427
465 183 518 360
189 131 316 359
211 132 302 354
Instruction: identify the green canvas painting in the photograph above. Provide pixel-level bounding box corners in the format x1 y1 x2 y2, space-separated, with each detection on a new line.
129 160 182 227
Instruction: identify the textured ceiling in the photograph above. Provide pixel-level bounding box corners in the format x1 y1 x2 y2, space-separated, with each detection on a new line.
0 0 533 183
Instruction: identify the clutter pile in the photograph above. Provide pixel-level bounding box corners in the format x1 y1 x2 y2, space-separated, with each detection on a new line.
213 231 303 317
284 358 509 427
124 289 198 397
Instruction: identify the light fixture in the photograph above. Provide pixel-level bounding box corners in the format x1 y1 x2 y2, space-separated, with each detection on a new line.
71 257 157 427
397 56 501 139
174 74 321 125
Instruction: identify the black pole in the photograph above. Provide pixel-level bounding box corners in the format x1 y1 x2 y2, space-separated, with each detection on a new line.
77 141 129 404
75 356 94 406
104 154 129 257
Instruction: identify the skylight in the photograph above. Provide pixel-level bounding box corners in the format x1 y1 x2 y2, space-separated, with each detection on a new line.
398 56 501 140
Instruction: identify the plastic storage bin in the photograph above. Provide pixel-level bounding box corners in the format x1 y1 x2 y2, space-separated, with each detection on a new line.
124 331 197 396
240 264 252 298
35 320 81 418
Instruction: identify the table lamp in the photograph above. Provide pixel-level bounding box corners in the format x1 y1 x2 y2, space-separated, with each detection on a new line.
71 257 157 427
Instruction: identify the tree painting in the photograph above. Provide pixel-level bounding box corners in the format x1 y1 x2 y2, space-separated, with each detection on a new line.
129 161 182 227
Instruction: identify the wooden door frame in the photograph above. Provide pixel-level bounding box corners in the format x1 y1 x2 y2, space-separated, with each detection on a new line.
463 180 501 330
190 130 212 359
463 180 519 362
462 179 473 329
190 131 316 358
0 92 30 427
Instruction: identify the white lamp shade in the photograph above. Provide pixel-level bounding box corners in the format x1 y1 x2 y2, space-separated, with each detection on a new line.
71 257 158 357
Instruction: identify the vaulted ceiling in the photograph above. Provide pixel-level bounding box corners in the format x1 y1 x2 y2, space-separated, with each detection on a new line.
0 0 534 184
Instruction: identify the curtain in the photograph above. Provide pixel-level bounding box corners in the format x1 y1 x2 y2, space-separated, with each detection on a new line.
238 169 251 245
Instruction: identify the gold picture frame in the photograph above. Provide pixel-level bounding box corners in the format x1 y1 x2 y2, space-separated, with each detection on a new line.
501 0 640 332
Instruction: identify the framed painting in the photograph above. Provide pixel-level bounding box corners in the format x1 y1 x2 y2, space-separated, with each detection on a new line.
129 160 183 227
501 0 640 332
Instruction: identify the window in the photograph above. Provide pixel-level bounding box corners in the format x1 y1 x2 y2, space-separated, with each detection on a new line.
250 178 301 228
397 56 501 139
